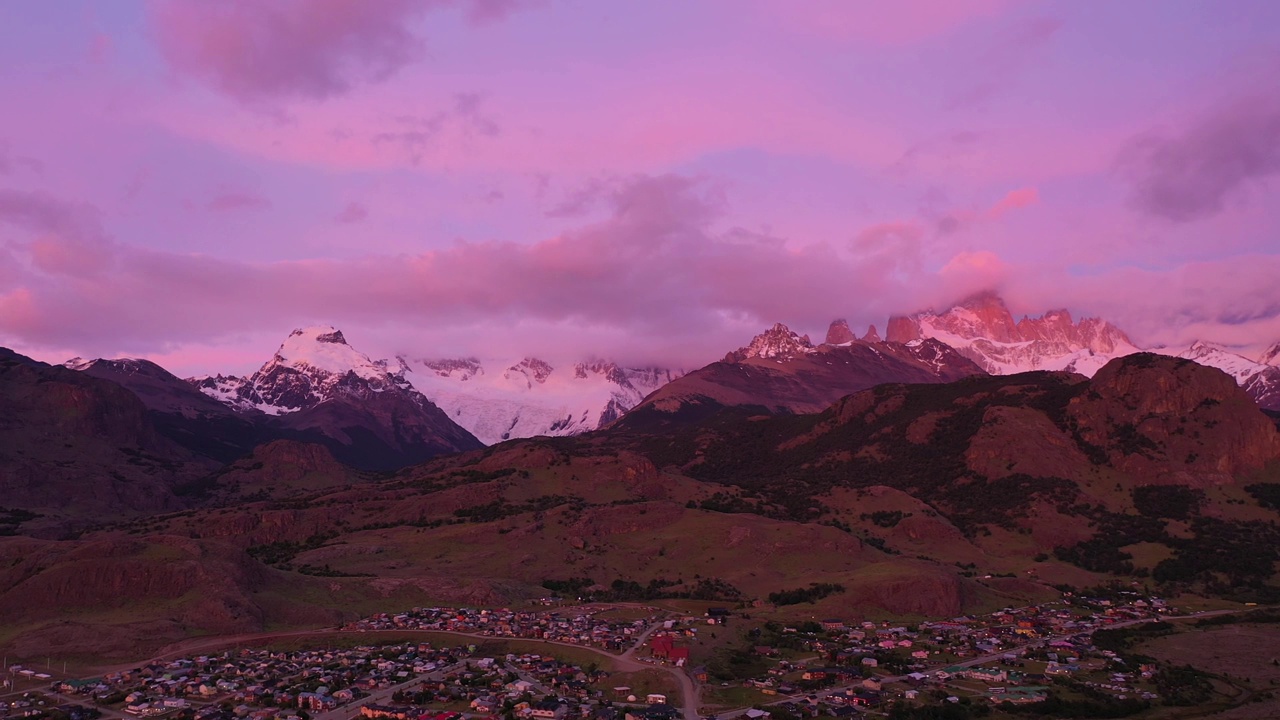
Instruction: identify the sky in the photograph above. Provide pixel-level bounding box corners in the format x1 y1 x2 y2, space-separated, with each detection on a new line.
1 0 1279 375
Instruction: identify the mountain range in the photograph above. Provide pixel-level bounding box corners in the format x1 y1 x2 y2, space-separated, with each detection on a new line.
4 340 1280 661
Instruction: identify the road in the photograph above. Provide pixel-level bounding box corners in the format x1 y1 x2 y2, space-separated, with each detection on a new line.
311 663 465 720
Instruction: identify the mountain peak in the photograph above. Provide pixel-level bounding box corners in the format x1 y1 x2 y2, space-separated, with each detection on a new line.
862 324 882 343
729 323 814 362
825 319 856 345
884 293 1137 376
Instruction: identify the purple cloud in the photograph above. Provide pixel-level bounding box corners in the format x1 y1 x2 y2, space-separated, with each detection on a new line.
151 0 438 102
335 201 369 224
208 191 271 212
1119 93 1280 222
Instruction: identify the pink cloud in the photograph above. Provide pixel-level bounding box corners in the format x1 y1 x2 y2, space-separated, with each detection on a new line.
987 186 1039 218
207 191 271 212
150 0 530 104
4 177 1280 373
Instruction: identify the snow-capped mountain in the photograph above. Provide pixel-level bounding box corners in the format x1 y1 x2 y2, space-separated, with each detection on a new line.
724 323 816 362
874 292 1280 410
182 327 483 467
401 356 683 445
883 291 1139 376
185 326 683 446
190 327 412 415
1154 340 1280 411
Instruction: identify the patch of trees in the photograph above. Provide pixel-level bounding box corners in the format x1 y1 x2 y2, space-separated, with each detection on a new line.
767 582 845 606
1132 485 1203 519
940 474 1077 532
1003 684 1148 718
691 492 775 516
453 494 583 522
1091 622 1173 657
0 507 41 536
1110 423 1160 457
862 510 910 528
1054 539 1140 576
1154 665 1215 706
886 701 989 720
1245 482 1280 511
247 531 338 567
541 576 741 602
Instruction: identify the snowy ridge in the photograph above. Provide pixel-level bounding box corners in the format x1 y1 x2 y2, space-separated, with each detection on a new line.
1171 341 1270 383
1260 342 1280 368
182 325 683 445
403 357 682 444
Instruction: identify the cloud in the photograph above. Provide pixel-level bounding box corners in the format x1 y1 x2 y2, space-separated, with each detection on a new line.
746 0 1012 46
987 186 1039 218
0 141 44 175
150 0 438 102
5 177 1279 372
335 201 369 224
0 189 115 278
932 186 1039 234
150 0 530 103
1118 94 1280 222
372 93 501 164
0 176 989 366
208 190 272 212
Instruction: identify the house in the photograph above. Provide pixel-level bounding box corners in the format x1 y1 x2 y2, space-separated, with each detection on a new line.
529 701 568 720
624 706 678 720
507 680 536 694
645 694 667 705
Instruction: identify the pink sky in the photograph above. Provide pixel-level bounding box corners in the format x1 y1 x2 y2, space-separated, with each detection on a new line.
1 0 1279 374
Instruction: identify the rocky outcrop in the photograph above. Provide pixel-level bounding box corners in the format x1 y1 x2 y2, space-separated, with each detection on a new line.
1068 354 1280 484
825 319 857 345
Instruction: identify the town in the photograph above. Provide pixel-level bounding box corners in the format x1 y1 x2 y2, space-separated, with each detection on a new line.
5 590 1232 720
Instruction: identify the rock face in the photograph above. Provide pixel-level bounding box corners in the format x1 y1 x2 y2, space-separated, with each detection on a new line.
1157 340 1280 411
65 357 270 463
1068 353 1280 483
885 291 1138 376
825 319 857 345
0 349 201 524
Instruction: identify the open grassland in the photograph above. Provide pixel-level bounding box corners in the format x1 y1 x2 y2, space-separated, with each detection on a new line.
1138 625 1280 687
